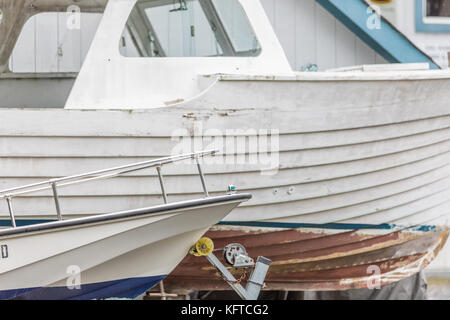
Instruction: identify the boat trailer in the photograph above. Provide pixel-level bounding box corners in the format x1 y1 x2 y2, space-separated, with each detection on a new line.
190 237 271 300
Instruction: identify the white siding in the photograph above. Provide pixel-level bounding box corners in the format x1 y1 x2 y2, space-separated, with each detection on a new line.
35 13 59 73
294 0 317 68
10 0 384 73
58 12 82 72
11 12 102 73
316 3 336 70
10 16 36 72
335 18 356 67
261 0 383 71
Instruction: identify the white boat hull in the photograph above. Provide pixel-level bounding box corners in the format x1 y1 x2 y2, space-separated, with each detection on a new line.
0 195 250 299
0 74 450 290
1 75 450 226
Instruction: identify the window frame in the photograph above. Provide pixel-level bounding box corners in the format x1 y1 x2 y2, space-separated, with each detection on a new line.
415 0 450 32
120 0 261 58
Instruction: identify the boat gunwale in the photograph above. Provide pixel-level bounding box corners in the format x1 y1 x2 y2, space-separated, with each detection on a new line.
215 70 450 81
3 69 450 82
0 193 251 238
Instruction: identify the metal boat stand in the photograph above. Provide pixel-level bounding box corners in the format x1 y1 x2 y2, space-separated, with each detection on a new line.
145 281 180 300
191 238 271 300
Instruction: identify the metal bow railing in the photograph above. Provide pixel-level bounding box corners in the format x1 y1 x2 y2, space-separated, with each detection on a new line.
0 150 217 228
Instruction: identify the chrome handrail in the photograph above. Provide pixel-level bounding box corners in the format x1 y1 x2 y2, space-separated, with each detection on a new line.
2 150 217 228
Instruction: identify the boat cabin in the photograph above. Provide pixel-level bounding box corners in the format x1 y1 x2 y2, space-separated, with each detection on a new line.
0 0 446 109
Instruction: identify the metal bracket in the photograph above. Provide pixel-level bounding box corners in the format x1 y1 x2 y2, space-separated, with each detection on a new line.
223 243 254 268
170 0 188 12
205 244 271 300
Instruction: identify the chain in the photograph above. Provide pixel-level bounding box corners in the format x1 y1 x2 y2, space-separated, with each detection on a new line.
225 268 247 285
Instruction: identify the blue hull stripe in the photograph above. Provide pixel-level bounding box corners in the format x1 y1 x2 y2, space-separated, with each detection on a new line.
0 275 166 300
218 221 437 232
0 219 55 228
1 219 437 232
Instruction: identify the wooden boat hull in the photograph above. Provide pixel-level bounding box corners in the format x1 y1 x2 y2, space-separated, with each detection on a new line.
0 74 450 291
163 223 449 292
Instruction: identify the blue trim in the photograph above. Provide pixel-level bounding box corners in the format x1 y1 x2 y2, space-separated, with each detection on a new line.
415 0 450 33
0 219 55 228
218 221 436 232
316 0 441 69
3 219 437 233
0 275 166 300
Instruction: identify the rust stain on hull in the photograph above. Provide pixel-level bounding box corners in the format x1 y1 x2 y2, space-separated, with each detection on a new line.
163 226 449 292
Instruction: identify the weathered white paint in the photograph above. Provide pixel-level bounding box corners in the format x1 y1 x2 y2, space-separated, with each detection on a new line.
2 0 450 277
0 75 449 220
373 0 450 274
10 16 36 72
65 0 293 109
63 0 450 110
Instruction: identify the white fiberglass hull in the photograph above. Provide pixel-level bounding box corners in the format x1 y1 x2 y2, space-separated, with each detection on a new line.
0 195 250 299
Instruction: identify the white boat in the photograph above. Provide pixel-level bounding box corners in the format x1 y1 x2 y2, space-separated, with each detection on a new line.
0 0 449 291
0 151 251 299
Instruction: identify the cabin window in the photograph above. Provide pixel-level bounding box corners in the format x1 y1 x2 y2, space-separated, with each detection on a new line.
416 0 450 32
120 0 261 57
